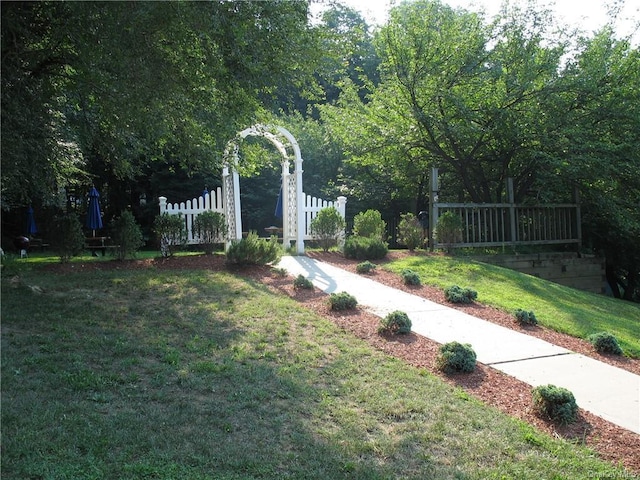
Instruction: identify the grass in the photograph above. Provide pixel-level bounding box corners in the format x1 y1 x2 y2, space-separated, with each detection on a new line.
385 254 640 358
1 257 634 479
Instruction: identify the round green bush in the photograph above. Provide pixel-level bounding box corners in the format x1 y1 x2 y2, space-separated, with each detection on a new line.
378 310 412 335
293 274 314 290
436 341 477 374
401 269 421 286
356 261 377 274
588 332 623 355
515 308 538 326
532 384 578 425
343 235 388 260
444 285 477 304
329 292 358 311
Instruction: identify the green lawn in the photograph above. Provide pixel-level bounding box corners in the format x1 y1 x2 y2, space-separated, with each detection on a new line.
1 257 634 479
385 253 640 358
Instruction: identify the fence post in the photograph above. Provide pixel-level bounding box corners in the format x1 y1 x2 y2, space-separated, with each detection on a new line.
507 178 517 245
159 196 167 214
574 186 582 251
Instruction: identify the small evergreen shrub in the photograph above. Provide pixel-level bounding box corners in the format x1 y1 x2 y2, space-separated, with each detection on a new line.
532 384 578 425
397 213 424 251
272 267 287 277
588 332 623 355
329 292 358 311
110 210 145 260
356 261 377 274
309 207 346 252
226 232 282 266
343 235 388 260
378 310 412 335
444 285 478 304
436 341 477 374
515 308 538 326
352 209 386 241
154 212 187 257
193 211 226 255
50 213 85 263
293 274 313 290
401 268 421 286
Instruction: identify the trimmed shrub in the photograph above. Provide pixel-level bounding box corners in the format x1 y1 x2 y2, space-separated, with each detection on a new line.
226 232 282 266
515 308 538 326
154 212 187 257
309 207 346 252
352 209 386 241
378 310 412 335
193 211 226 255
110 210 145 260
356 261 377 274
329 292 358 311
532 384 578 425
343 235 388 260
401 268 421 286
397 213 424 251
588 332 623 355
444 285 478 304
436 341 477 374
293 274 313 290
272 267 287 277
50 213 85 263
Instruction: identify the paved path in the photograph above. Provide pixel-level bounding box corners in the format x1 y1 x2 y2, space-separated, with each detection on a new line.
277 255 640 435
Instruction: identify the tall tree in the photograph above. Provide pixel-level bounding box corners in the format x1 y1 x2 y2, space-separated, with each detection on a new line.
321 0 568 210
550 29 640 301
1 1 317 216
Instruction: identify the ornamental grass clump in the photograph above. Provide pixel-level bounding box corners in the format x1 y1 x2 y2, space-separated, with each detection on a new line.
356 261 377 274
444 285 477 304
401 269 421 286
532 384 578 425
436 341 477 374
378 310 412 335
329 292 358 311
515 308 538 326
588 332 623 355
293 274 313 290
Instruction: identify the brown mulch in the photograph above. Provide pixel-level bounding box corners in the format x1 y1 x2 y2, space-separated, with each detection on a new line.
40 252 640 474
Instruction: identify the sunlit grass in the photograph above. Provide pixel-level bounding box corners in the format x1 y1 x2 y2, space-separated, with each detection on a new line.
385 254 640 357
1 265 632 479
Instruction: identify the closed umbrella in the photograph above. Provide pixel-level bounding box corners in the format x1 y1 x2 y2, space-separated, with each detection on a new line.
274 187 283 218
86 187 103 237
26 206 38 236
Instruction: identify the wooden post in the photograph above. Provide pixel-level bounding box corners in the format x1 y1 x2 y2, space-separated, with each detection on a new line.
574 186 582 251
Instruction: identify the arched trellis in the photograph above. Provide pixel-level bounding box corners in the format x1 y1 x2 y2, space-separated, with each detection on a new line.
222 124 308 254
159 124 346 255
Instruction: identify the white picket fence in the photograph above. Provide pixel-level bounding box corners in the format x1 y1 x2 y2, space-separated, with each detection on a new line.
158 189 346 245
158 188 224 244
301 194 347 238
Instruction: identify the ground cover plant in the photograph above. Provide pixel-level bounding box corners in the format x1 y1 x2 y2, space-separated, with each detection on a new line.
386 254 640 357
1 254 635 479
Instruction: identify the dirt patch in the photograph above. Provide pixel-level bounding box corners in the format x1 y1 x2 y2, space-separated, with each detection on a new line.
41 252 640 474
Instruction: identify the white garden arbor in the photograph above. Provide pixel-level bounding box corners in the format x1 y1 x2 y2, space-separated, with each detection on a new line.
159 124 346 254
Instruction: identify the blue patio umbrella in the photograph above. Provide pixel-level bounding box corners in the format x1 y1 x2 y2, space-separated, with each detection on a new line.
26 206 38 236
86 187 103 236
274 186 283 218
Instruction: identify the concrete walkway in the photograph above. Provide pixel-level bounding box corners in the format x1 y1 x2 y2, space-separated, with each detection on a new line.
277 255 640 435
